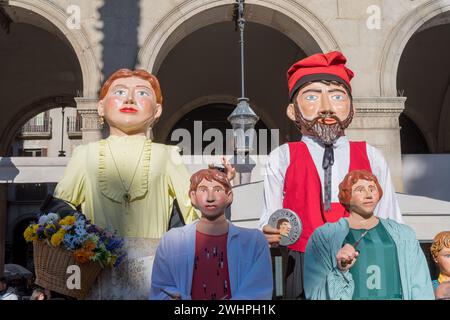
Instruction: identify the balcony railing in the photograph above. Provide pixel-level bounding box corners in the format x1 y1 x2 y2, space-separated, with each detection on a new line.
18 117 52 139
67 116 82 139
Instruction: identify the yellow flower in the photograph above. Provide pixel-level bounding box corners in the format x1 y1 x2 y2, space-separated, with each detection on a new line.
23 225 37 242
50 229 66 247
60 215 76 226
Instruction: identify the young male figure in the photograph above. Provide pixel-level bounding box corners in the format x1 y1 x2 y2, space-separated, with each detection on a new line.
259 51 402 299
150 168 273 300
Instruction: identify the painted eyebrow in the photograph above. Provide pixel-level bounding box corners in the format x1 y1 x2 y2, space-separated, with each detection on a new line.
111 85 128 90
301 89 322 95
328 88 347 94
135 85 152 90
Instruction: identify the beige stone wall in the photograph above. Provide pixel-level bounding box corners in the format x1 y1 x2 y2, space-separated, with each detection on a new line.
5 0 450 192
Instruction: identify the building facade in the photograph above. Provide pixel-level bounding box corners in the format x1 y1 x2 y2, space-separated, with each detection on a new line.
1 0 450 282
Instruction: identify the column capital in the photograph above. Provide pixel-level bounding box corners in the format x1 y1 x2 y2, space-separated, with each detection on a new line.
347 96 405 192
74 97 99 110
353 97 406 116
75 97 102 143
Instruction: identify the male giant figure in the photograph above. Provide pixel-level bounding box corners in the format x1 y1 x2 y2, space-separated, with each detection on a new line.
259 51 402 299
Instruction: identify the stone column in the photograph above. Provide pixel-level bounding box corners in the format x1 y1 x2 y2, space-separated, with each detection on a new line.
75 97 103 143
0 184 7 278
347 97 406 192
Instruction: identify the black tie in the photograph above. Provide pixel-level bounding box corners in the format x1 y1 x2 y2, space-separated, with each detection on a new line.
322 144 334 212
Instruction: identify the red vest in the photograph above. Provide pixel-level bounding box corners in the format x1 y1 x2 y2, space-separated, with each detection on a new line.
282 141 372 252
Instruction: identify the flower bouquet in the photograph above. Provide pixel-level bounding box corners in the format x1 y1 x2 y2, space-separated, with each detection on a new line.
24 212 125 299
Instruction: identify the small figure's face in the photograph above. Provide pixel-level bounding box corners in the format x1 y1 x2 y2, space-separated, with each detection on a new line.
279 221 292 237
434 247 450 277
98 76 162 135
349 179 380 217
190 179 232 220
293 81 350 123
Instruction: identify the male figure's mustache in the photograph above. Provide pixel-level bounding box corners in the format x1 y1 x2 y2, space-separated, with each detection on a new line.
304 113 345 131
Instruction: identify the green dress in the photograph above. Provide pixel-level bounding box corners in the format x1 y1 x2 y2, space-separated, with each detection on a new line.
344 222 403 300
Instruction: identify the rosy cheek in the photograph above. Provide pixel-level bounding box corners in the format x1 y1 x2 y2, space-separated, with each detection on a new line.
135 97 152 110
108 97 124 109
300 105 317 120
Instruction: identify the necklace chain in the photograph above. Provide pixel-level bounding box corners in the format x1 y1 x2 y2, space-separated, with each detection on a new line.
106 139 146 203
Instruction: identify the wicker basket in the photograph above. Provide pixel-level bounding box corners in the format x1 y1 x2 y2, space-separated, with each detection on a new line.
33 240 102 299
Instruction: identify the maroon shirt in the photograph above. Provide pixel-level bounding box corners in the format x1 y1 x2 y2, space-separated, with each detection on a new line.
191 230 231 300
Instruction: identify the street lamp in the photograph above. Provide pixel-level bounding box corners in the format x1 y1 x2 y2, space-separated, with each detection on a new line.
228 98 259 154
228 0 259 156
58 106 66 157
228 0 259 184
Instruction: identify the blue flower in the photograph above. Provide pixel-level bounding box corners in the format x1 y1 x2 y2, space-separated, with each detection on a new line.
105 238 124 252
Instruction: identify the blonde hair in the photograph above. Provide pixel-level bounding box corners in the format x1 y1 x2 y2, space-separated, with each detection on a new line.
430 231 450 260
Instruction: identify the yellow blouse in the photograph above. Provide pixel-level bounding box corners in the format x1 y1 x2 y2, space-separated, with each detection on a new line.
54 135 199 238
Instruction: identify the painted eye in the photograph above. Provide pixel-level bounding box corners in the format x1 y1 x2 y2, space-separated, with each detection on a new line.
114 89 127 96
136 91 150 97
332 95 344 101
305 95 318 101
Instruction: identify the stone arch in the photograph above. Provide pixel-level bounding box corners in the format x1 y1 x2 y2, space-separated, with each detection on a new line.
9 0 100 97
1 95 76 155
379 0 450 97
137 0 339 73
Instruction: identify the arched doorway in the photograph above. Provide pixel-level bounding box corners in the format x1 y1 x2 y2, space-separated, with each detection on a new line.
149 15 326 148
397 11 450 153
0 5 89 155
139 1 335 148
394 8 450 202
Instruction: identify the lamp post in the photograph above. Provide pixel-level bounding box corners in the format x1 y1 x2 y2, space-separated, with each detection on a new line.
58 106 66 157
228 0 259 184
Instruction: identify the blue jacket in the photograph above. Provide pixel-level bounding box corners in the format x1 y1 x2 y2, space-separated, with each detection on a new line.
304 218 434 300
150 220 273 300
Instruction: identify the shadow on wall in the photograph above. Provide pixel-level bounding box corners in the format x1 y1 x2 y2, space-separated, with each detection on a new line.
97 0 140 80
402 154 450 202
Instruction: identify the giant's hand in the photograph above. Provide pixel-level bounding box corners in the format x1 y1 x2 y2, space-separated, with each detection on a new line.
336 244 359 272
262 225 281 247
222 156 236 182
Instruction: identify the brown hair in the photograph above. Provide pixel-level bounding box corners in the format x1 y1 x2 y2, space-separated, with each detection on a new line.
190 169 232 193
277 218 290 229
338 170 383 210
431 231 450 260
99 69 163 104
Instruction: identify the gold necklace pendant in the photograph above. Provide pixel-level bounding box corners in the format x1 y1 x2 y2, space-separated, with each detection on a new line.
106 139 147 206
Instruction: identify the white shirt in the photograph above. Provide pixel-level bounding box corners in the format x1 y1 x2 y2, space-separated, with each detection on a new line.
259 135 402 228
